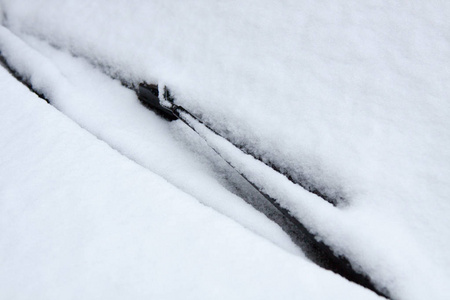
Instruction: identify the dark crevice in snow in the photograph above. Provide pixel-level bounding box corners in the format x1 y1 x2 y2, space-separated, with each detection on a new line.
0 52 50 103
134 82 348 207
242 152 347 206
2 56 388 297
165 105 389 299
196 121 347 207
2 47 388 296
249 184 390 299
3 32 343 207
192 144 387 297
157 88 347 207
222 140 345 206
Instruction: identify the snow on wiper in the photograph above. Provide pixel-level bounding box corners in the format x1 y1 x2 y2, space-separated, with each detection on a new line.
138 83 347 207
137 83 177 121
0 25 386 297
137 83 388 299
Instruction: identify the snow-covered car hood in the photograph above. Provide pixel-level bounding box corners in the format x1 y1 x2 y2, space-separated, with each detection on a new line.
1 1 449 299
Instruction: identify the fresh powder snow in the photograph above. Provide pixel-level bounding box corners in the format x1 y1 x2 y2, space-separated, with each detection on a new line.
0 66 382 299
1 1 449 299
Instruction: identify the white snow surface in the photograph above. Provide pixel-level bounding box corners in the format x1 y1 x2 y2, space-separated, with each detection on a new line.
1 1 450 299
0 22 302 258
0 66 382 299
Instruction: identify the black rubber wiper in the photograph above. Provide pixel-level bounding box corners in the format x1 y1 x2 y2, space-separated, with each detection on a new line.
137 82 389 299
137 83 177 121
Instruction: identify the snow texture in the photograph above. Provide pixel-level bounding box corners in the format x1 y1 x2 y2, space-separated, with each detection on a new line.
0 23 301 257
0 66 383 299
1 1 450 299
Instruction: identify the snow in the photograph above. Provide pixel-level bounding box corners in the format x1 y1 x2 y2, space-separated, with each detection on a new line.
1 0 450 299
180 110 450 299
0 24 304 257
0 66 382 299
